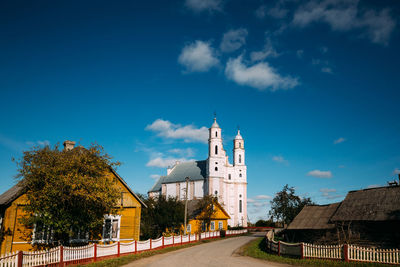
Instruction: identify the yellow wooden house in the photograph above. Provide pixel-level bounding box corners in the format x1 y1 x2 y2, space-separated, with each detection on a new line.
185 199 230 234
0 147 145 255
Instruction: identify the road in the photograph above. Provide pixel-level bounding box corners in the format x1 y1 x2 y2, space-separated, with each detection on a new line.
123 234 292 267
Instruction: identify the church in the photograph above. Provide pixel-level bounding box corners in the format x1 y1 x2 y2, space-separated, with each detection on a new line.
148 118 247 227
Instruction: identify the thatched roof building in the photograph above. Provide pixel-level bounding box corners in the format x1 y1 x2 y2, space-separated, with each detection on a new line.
287 203 340 230
330 186 400 222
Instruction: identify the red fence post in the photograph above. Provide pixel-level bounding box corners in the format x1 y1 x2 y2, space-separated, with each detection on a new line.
300 243 304 259
181 235 183 245
135 240 137 254
117 242 120 257
172 235 174 246
162 236 165 248
94 243 97 262
60 246 64 267
150 239 152 250
344 244 349 262
278 241 281 257
17 251 23 267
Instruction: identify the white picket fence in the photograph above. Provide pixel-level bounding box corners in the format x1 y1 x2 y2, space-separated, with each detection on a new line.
265 231 400 265
0 229 247 267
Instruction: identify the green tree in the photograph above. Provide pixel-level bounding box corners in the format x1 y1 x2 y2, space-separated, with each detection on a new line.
138 194 184 239
15 143 120 247
195 195 218 231
269 184 314 225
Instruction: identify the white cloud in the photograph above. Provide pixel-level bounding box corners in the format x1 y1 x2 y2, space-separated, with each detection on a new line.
247 198 255 203
150 174 161 179
320 46 329 54
393 168 400 175
321 67 333 74
225 55 299 91
293 0 396 45
320 188 343 199
178 40 219 72
146 119 208 143
146 157 190 168
220 28 248 53
185 0 223 13
307 169 332 178
255 5 267 19
296 49 304 58
272 155 289 165
267 3 289 19
26 140 50 147
255 195 272 200
168 148 195 157
250 36 279 62
334 137 346 144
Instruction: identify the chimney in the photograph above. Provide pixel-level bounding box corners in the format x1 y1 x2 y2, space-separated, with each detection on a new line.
63 140 76 151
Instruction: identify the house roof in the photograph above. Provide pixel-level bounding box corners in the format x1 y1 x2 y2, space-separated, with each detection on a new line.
149 160 207 192
0 183 24 207
287 203 341 230
330 185 400 222
187 199 230 220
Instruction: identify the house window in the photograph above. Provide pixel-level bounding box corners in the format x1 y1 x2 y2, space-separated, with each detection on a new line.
228 174 231 180
33 221 53 244
239 154 242 163
187 224 191 233
210 221 215 231
103 215 121 241
215 145 218 155
215 167 218 171
218 221 223 230
201 222 206 231
239 200 242 213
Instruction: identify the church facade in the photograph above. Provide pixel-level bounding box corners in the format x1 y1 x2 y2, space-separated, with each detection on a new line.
148 118 247 227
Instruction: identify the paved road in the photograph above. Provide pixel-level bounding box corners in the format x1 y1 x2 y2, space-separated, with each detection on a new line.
123 234 292 267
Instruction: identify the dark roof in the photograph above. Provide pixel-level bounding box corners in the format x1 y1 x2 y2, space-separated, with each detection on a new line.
148 160 207 192
186 199 230 220
0 183 24 207
288 203 341 230
331 186 400 222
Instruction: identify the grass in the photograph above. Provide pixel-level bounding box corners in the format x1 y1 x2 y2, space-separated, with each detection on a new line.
78 234 247 267
239 237 397 267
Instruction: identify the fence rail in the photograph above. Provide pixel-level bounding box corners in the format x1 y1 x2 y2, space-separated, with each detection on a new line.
265 231 400 265
0 229 247 267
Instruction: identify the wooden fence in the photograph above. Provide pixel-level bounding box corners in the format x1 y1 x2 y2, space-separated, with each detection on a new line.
0 229 247 267
265 231 400 265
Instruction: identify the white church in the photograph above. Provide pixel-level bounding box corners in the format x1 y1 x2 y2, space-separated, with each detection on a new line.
148 118 247 227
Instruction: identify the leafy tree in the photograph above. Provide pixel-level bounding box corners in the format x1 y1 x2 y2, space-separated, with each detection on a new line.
14 143 120 247
138 194 184 239
195 195 218 231
255 218 275 227
269 184 314 225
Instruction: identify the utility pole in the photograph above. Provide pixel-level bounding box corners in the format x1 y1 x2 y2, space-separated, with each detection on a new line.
184 176 190 235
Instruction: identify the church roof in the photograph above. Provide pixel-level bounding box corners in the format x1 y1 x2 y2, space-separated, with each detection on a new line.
211 118 219 128
148 160 207 192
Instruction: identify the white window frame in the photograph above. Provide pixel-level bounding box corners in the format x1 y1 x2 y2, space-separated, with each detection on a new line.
187 224 191 233
102 215 121 242
210 221 215 231
218 221 223 230
32 222 54 244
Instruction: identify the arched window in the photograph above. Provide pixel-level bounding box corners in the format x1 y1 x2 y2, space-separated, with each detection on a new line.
228 174 231 180
215 167 218 171
239 154 242 163
239 173 242 178
239 142 241 148
239 200 242 213
215 145 218 155
215 131 218 137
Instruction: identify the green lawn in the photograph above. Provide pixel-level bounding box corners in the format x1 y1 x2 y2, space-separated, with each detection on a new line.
239 237 397 267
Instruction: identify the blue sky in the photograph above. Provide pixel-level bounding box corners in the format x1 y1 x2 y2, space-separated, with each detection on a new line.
1 0 399 222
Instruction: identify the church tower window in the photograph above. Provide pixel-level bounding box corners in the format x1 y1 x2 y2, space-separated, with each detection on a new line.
215 167 218 171
228 174 231 180
215 145 218 155
215 131 218 137
239 200 242 213
239 142 241 148
239 154 241 163
239 173 242 177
